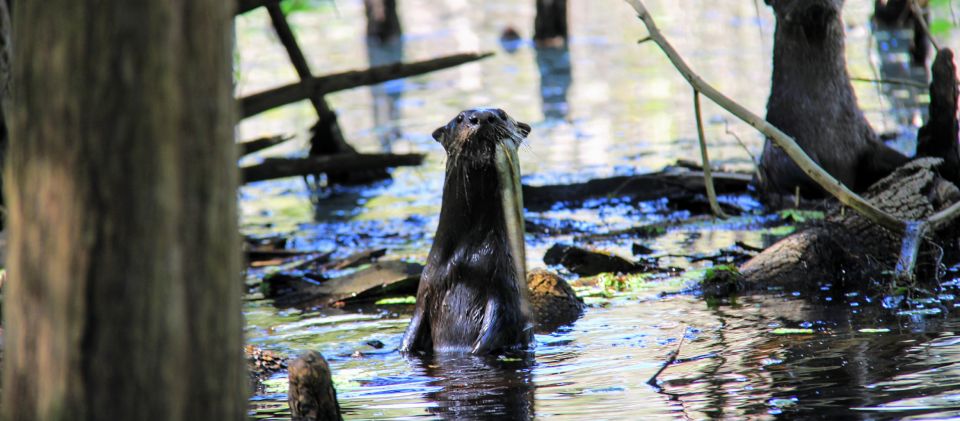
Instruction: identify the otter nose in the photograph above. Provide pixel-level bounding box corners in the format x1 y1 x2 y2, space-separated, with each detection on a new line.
463 109 502 126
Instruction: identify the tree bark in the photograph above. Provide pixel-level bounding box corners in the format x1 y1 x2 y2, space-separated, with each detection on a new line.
2 0 246 419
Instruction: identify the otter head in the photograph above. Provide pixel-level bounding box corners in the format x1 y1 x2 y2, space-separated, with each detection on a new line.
432 108 531 166
432 108 532 289
766 0 844 45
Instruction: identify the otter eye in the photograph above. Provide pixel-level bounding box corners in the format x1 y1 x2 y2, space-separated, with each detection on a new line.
497 109 507 120
456 114 464 123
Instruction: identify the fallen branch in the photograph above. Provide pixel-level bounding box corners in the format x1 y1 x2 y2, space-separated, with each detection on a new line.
240 52 494 119
521 168 751 211
241 153 424 183
624 0 904 234
239 134 293 156
723 121 761 181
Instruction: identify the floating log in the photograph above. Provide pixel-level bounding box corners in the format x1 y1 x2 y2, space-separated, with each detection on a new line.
241 153 424 183
240 52 494 119
521 168 751 211
239 134 293 156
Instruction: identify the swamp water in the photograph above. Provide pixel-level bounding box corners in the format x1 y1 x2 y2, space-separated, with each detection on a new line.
238 0 960 418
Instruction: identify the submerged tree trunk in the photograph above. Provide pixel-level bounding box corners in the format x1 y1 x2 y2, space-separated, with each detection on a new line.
364 0 401 43
1 0 246 419
534 0 567 45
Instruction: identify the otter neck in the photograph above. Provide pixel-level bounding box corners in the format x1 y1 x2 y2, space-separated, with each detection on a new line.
770 21 853 100
435 161 511 253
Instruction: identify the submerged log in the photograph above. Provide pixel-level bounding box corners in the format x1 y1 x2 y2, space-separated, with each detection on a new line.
527 269 584 332
522 167 751 211
241 153 424 183
737 158 960 292
240 52 494 119
267 260 424 307
543 244 646 276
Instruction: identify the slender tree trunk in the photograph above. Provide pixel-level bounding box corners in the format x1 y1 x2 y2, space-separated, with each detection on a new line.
1 0 245 419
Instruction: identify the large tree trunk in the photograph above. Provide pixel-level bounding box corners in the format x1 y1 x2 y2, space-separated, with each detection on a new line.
1 0 246 419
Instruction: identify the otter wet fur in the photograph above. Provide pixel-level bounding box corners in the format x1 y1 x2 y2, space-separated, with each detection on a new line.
758 0 908 203
401 108 535 355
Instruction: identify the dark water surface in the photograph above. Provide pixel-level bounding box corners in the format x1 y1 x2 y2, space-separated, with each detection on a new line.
238 0 960 419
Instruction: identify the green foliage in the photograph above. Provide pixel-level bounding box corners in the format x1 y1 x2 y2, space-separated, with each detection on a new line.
281 0 332 15
597 272 649 292
930 18 953 35
703 264 740 281
778 209 824 224
929 0 957 35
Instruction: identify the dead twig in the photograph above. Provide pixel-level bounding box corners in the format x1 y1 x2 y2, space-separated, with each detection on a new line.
693 89 728 218
647 331 685 389
723 121 761 183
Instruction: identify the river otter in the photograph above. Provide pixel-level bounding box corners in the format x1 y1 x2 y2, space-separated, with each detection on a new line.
758 0 909 202
400 108 534 354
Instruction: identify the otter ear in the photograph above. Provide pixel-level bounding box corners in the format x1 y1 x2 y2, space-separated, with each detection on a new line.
432 127 446 143
516 121 531 138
